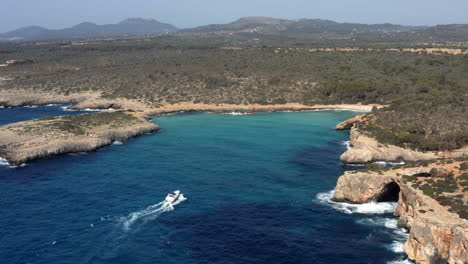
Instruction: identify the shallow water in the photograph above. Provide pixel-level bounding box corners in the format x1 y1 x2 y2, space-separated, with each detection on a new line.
0 107 411 263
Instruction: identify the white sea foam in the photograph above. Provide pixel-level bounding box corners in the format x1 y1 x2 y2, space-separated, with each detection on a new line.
316 190 397 214
0 157 26 168
387 241 405 253
226 112 250 116
61 105 73 111
387 258 414 264
341 141 351 150
0 157 9 166
112 141 123 145
46 104 59 106
119 191 187 231
374 161 406 166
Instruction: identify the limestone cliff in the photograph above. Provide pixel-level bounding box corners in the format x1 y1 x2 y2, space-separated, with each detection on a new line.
333 166 468 264
340 127 467 164
335 114 367 130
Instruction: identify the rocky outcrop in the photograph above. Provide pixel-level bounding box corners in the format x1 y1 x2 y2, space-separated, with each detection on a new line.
332 168 468 264
340 127 467 164
335 114 367 130
396 184 468 264
0 89 87 107
0 112 159 166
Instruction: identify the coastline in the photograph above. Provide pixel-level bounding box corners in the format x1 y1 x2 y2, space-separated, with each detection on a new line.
333 116 468 264
0 89 380 166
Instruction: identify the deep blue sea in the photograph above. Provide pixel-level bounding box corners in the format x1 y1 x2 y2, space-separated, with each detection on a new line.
0 106 412 264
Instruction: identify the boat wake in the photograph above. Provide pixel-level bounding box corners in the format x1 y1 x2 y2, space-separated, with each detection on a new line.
316 190 397 214
119 191 187 232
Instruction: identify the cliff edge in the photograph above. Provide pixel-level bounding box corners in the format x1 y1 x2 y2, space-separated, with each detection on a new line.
333 162 468 264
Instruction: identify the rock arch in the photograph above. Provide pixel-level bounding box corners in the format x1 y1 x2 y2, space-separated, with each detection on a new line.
377 181 401 202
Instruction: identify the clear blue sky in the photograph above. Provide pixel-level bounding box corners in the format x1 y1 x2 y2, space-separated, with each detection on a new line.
1 0 468 32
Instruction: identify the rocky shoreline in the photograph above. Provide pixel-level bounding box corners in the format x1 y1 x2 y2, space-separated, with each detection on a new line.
333 165 467 264
0 88 382 165
0 112 159 166
340 127 468 164
333 116 467 264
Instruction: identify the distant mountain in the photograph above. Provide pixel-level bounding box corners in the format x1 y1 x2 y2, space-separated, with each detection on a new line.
184 17 468 42
185 16 423 35
0 18 178 41
2 16 467 42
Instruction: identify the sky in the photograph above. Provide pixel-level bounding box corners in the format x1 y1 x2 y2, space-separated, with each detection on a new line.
1 0 468 32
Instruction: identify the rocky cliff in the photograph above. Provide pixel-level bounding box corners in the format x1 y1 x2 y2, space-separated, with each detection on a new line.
333 165 468 264
335 114 367 130
340 127 467 164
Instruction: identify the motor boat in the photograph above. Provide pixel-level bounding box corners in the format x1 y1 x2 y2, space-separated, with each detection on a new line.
165 190 180 203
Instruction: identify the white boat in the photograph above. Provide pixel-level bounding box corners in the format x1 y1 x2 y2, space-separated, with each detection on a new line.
165 190 180 203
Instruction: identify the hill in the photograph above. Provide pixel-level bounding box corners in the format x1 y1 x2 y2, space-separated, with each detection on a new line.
0 18 178 41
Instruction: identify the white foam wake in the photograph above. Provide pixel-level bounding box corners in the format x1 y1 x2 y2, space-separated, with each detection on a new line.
316 190 397 214
119 192 187 231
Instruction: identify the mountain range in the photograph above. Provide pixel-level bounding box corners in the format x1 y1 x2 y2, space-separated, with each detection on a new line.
1 16 468 42
0 18 178 41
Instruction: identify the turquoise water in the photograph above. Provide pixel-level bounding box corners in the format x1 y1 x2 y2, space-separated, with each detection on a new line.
0 108 410 263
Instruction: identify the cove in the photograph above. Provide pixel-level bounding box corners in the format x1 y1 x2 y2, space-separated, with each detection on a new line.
0 108 411 264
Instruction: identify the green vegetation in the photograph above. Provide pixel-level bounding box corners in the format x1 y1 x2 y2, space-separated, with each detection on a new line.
20 112 143 135
0 37 467 152
402 170 467 219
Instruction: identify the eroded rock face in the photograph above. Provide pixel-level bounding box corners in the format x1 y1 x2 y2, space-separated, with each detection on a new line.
333 168 468 264
335 114 367 130
396 185 468 264
339 127 468 164
333 171 396 203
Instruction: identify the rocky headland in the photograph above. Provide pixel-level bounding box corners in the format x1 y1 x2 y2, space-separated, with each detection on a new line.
340 126 468 164
333 162 468 264
0 111 159 166
334 115 468 264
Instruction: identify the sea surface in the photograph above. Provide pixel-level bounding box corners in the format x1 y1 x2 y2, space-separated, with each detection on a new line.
0 107 412 264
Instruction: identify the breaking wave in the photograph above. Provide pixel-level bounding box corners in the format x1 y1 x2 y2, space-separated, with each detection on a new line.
341 141 351 150
0 157 9 166
387 258 414 264
119 192 187 232
316 190 397 214
0 157 26 168
355 215 410 257
226 112 250 116
112 141 123 145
